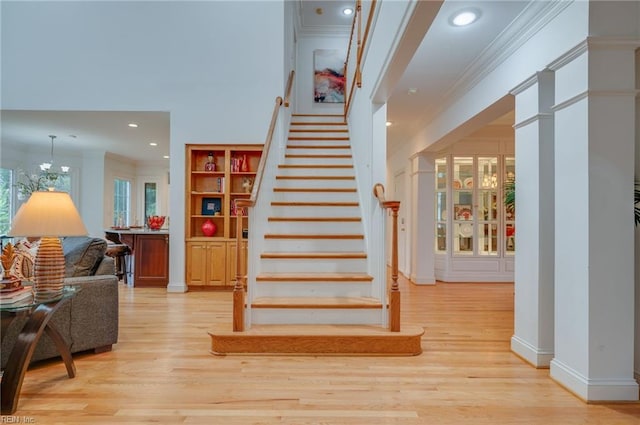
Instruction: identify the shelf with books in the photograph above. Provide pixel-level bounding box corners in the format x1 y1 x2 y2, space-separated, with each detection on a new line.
185 144 262 287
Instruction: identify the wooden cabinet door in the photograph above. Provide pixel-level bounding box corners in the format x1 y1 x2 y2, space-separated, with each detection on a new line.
205 242 227 286
134 233 169 287
186 241 208 286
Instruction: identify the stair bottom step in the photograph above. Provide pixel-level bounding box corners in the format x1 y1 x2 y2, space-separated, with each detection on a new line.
208 324 424 356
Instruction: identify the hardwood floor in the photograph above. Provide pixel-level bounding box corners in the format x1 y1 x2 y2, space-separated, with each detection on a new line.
10 276 640 424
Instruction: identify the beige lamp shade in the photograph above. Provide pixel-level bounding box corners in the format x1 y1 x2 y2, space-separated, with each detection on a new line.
8 191 88 238
7 191 87 301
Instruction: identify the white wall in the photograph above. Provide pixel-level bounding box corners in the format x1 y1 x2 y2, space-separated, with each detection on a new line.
2 1 286 292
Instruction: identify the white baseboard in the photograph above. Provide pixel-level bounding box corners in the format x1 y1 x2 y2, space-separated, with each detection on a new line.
550 359 640 401
510 335 553 368
410 273 436 285
167 281 188 293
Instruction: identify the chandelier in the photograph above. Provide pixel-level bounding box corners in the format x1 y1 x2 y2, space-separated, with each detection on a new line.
40 135 70 173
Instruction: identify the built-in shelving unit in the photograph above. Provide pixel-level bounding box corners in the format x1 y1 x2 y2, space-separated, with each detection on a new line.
185 144 262 288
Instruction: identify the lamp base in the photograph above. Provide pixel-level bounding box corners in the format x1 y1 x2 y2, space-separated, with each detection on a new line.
34 237 65 302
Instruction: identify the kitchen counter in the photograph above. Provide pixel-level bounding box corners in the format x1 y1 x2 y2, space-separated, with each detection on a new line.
105 229 169 287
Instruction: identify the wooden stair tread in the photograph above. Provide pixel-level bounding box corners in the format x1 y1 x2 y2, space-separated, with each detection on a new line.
271 201 359 207
290 122 346 126
268 216 361 222
289 128 348 133
286 145 350 149
285 154 352 158
273 187 356 192
289 136 349 141
256 272 373 282
276 175 355 180
251 296 383 309
261 252 367 259
264 233 364 239
209 324 424 356
278 164 353 168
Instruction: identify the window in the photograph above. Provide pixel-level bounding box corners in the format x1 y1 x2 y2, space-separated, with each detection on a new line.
0 168 12 236
114 178 131 227
144 182 157 224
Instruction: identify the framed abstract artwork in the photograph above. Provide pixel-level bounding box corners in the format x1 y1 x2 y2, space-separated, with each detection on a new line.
313 49 345 103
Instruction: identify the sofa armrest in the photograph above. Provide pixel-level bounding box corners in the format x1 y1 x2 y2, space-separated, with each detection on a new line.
63 274 119 353
94 256 116 276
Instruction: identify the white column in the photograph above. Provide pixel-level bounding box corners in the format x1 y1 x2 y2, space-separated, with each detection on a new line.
510 71 555 368
549 38 638 401
410 153 435 284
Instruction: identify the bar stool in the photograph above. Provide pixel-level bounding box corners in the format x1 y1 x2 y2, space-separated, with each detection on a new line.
106 243 130 284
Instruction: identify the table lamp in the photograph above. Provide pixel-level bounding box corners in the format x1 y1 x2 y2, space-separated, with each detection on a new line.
8 191 88 301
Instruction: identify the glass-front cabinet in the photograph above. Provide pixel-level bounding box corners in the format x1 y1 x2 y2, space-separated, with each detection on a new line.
434 153 515 281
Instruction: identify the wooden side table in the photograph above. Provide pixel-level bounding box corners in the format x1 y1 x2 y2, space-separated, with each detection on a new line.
1 287 78 414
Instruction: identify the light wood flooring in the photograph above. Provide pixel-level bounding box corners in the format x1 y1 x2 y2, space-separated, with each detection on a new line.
10 276 640 424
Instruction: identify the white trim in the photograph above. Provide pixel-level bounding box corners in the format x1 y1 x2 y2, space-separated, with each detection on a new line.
547 39 588 71
167 281 188 293
550 359 640 402
551 91 588 112
552 90 639 112
513 113 554 130
511 335 553 368
410 273 436 285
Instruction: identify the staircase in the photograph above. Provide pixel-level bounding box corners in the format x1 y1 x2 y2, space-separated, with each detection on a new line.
209 114 424 355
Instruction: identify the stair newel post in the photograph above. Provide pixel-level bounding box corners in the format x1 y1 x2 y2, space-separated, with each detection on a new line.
233 200 251 332
385 201 401 332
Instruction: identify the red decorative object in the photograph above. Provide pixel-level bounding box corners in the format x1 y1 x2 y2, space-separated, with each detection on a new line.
241 154 249 172
201 219 217 237
147 215 166 230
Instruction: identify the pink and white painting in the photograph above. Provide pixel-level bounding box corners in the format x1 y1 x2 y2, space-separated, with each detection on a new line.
313 49 345 103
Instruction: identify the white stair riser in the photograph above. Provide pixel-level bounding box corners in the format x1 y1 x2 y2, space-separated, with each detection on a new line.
272 191 358 203
259 258 368 273
263 238 365 252
269 206 360 217
287 140 350 147
274 178 355 189
288 132 348 138
254 282 373 298
277 167 355 177
284 156 352 166
285 147 352 156
251 308 382 325
291 116 345 123
267 220 362 233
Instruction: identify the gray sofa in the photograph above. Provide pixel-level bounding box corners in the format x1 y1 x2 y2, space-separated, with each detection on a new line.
1 237 119 368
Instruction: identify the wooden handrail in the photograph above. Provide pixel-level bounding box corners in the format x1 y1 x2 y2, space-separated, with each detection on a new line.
373 183 401 332
343 0 376 119
284 70 295 108
232 70 295 331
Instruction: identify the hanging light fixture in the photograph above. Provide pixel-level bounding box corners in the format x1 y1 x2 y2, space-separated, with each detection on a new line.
38 135 69 191
39 135 70 174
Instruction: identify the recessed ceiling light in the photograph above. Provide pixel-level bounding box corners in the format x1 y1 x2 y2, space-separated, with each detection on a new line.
149 142 158 146
451 9 479 27
343 8 353 16
408 88 418 95
386 121 392 127
163 155 170 159
128 123 138 128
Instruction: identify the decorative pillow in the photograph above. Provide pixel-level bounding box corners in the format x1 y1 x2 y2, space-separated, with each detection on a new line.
62 237 107 277
10 238 39 280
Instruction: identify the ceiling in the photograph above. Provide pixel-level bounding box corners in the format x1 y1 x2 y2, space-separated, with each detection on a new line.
1 0 525 163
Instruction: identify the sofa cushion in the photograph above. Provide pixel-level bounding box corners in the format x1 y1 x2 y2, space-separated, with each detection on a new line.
63 237 108 277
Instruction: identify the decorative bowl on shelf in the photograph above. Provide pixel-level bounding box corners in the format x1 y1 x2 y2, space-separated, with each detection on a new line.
147 215 166 230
